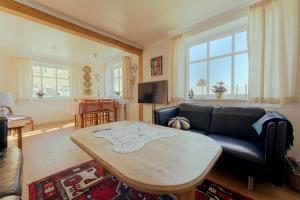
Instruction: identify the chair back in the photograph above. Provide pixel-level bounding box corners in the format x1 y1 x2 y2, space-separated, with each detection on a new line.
0 118 8 149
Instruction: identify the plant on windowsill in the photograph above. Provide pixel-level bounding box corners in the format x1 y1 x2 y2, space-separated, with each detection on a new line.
212 82 227 99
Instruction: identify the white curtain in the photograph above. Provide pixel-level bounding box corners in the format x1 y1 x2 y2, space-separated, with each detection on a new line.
169 34 185 104
9 57 32 102
69 65 82 99
248 0 299 104
122 56 133 100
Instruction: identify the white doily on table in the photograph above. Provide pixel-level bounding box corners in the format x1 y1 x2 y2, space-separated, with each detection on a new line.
94 122 177 153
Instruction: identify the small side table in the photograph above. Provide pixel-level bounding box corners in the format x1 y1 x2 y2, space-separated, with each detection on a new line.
8 120 26 149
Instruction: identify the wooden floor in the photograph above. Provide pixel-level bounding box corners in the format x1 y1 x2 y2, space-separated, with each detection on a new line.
7 121 300 200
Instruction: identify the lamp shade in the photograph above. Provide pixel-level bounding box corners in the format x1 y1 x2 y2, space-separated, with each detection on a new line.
197 79 207 87
0 92 14 107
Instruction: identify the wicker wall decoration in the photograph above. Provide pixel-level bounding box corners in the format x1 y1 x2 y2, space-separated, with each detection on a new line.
83 66 92 96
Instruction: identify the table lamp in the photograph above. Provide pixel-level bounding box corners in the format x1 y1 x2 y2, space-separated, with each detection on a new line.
197 79 207 98
0 92 14 117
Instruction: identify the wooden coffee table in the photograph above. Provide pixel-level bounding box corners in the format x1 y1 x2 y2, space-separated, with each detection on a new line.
71 121 222 199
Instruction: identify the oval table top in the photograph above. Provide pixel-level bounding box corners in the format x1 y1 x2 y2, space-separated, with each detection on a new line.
71 121 222 195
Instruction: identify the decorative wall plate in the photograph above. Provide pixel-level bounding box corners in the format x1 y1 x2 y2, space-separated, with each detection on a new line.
83 66 91 73
83 74 91 81
84 88 92 95
84 80 92 88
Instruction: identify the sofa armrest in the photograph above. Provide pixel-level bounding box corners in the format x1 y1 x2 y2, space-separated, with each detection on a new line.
271 121 288 186
274 121 287 162
154 107 178 126
0 119 8 149
264 122 276 165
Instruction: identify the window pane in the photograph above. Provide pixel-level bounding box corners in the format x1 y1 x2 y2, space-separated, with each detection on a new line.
42 67 56 78
209 56 232 94
43 77 56 97
57 79 70 97
119 67 122 76
120 78 123 95
32 66 41 76
57 68 69 78
210 36 232 57
234 53 249 94
235 31 247 52
189 43 207 62
113 78 119 92
189 61 207 95
113 69 119 78
32 77 41 97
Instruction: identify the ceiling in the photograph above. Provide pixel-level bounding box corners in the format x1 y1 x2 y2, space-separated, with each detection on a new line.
22 0 258 47
0 11 131 65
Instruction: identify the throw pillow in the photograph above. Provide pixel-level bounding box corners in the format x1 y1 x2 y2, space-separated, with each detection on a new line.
168 116 190 130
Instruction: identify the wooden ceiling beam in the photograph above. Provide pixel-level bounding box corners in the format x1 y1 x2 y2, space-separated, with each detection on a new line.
0 0 143 55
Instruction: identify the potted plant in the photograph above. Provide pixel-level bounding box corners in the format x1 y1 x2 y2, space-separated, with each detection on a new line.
212 82 227 99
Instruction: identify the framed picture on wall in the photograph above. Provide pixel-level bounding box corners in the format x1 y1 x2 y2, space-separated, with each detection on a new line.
150 56 162 76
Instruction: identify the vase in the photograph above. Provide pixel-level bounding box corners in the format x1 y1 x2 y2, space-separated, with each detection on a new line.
215 93 223 99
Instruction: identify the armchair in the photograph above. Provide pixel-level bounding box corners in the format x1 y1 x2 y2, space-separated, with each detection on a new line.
0 118 23 199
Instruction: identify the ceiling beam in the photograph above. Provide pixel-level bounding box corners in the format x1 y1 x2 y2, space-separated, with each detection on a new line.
0 0 143 55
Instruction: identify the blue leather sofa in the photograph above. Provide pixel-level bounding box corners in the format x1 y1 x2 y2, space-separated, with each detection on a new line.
155 103 290 189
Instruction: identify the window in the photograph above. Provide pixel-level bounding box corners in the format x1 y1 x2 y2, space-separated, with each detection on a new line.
111 64 123 97
32 63 70 98
187 31 248 99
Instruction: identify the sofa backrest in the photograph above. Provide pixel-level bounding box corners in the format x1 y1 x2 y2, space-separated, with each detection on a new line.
178 103 213 132
209 106 265 142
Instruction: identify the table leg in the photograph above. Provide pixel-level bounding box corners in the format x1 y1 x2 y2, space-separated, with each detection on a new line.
80 113 84 128
17 128 22 149
103 167 110 177
175 189 195 200
95 113 98 125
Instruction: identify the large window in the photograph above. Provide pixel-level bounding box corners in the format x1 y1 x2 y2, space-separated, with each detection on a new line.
32 63 70 98
188 31 248 99
111 64 123 97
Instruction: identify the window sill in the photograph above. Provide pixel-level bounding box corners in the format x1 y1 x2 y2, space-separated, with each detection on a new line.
186 98 247 102
31 97 72 102
182 98 283 110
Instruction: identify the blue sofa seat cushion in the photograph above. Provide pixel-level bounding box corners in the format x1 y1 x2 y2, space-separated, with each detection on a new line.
208 134 266 165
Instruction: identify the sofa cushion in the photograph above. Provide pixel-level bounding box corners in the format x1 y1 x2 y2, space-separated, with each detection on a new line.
210 107 265 142
0 148 23 198
168 116 190 130
178 103 213 132
208 134 266 165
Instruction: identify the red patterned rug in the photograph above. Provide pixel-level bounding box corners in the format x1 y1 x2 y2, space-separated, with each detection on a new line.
29 160 253 200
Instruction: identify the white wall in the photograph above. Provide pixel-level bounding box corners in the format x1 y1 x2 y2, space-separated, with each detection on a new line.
0 55 10 91
142 39 171 123
142 38 300 158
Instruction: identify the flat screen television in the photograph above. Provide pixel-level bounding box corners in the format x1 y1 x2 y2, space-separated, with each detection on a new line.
138 80 168 104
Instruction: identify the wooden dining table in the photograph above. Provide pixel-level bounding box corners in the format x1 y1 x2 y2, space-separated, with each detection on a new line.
69 99 121 128
71 121 222 199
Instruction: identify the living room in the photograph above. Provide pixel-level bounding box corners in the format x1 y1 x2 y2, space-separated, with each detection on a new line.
0 0 300 200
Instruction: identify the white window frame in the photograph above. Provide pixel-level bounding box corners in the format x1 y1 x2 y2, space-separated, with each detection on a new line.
31 62 70 99
185 26 248 100
111 63 123 97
